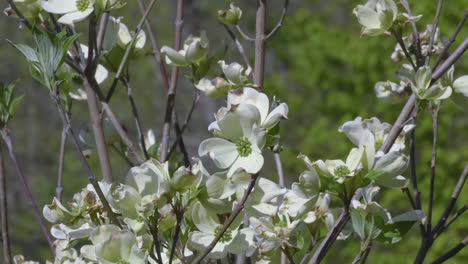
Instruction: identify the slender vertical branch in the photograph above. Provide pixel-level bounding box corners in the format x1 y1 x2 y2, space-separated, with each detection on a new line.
427 105 440 232
122 78 150 160
254 0 267 89
400 0 423 65
96 12 110 53
105 0 158 101
159 0 185 161
425 0 446 66
56 125 68 201
169 202 184 264
274 151 285 186
50 94 121 228
0 142 12 264
136 0 171 92
222 24 252 69
1 129 55 252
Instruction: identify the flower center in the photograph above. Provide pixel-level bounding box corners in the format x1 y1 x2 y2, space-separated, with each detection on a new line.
236 137 252 157
334 165 351 178
76 0 91 11
215 226 233 243
117 260 129 264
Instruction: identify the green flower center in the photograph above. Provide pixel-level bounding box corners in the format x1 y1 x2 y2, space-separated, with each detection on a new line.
334 165 351 178
236 137 252 157
375 138 384 150
215 226 233 243
76 0 91 11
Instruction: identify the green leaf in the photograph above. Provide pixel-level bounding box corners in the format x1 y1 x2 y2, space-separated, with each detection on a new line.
8 41 38 62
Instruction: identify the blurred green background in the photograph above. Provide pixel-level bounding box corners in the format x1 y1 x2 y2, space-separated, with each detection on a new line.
1 0 468 263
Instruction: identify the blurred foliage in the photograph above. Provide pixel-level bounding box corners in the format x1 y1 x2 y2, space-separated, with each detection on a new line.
2 0 468 263
266 0 468 263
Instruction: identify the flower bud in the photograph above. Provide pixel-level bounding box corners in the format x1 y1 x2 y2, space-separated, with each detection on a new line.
218 3 242 25
195 77 232 98
184 33 209 64
353 0 398 36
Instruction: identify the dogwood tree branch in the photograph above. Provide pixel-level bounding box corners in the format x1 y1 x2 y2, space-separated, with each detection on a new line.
192 174 260 264
50 93 122 228
432 9 468 70
1 129 55 252
425 0 446 66
106 0 158 101
0 142 12 264
56 124 68 201
223 24 252 69
159 0 185 161
266 0 290 39
431 236 468 264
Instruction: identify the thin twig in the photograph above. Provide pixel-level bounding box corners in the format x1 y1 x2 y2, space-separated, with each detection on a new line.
0 142 12 264
254 0 267 89
433 162 468 236
136 0 170 92
432 9 468 70
4 0 32 30
106 0 159 101
169 202 184 264
431 236 468 264
56 124 69 201
400 0 423 65
101 103 145 164
435 204 468 239
167 90 200 160
266 0 290 39
96 12 110 53
50 93 121 228
192 174 260 263
351 240 372 264
122 78 149 160
222 24 252 69
145 213 164 264
1 129 55 252
427 105 440 232
425 0 446 66
236 25 255 41
393 30 417 71
274 152 285 186
159 0 185 161
308 209 350 264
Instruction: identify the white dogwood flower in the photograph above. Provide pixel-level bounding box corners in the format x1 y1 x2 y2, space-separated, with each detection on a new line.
353 0 398 36
41 0 95 25
199 104 266 176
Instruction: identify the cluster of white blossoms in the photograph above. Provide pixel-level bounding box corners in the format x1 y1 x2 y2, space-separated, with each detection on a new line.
8 1 436 263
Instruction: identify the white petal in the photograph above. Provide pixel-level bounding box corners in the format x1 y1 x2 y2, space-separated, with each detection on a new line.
228 88 270 123
188 232 227 259
95 64 109 84
263 103 289 129
41 0 78 14
227 150 263 177
355 5 381 29
192 202 220 233
454 75 468 97
198 138 238 169
218 104 261 141
57 8 94 25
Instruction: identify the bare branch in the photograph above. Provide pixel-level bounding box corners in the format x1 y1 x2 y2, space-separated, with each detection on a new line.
0 142 12 264
101 103 145 164
50 93 121 228
425 0 446 66
56 125 68 201
1 129 55 253
4 0 32 30
159 0 185 161
235 25 255 41
431 236 468 264
222 24 252 69
266 0 290 39
432 9 468 70
106 0 159 101
427 105 440 232
192 174 260 263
